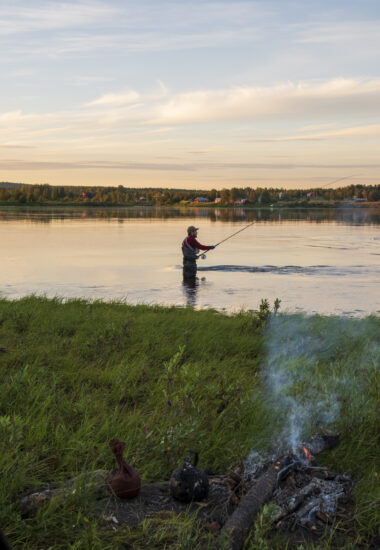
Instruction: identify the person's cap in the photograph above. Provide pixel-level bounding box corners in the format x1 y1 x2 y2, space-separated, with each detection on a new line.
187 225 199 234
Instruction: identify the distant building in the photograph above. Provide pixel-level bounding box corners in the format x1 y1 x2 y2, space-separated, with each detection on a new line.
214 197 222 203
81 192 94 199
194 196 209 203
234 197 248 205
139 196 146 201
306 192 313 198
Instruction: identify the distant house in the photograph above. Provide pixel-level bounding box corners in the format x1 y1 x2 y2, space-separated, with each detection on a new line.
139 196 146 201
234 197 248 205
354 197 366 202
214 197 222 203
306 192 313 198
81 192 94 199
194 196 209 203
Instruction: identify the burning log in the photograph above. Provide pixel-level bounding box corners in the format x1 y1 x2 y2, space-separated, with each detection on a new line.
219 434 348 549
305 434 340 455
219 465 278 550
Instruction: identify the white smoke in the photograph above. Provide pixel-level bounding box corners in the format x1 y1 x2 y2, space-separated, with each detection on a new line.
263 314 348 451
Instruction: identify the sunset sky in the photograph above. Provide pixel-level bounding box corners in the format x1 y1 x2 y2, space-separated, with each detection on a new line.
1 0 380 189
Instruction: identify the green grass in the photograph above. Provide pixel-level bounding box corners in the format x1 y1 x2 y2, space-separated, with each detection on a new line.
0 296 379 549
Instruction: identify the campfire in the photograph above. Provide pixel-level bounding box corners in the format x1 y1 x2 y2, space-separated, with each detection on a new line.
269 438 351 533
20 434 352 550
219 434 352 549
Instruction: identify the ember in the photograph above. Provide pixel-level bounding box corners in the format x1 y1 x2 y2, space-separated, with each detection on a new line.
301 447 311 463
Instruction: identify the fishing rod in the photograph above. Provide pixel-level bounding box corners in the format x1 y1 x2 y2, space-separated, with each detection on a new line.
196 220 255 259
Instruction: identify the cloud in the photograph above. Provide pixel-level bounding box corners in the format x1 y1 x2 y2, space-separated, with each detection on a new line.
0 144 34 149
85 91 141 107
0 159 195 171
0 2 116 35
1 78 380 152
150 78 380 125
294 21 380 46
2 159 379 172
0 1 273 62
247 124 380 142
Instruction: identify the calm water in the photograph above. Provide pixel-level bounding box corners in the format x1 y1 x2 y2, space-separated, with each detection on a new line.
1 206 379 316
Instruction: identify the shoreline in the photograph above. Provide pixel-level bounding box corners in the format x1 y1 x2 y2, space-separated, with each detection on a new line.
0 201 378 209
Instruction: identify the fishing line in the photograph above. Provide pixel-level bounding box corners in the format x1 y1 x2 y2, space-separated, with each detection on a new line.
319 174 360 189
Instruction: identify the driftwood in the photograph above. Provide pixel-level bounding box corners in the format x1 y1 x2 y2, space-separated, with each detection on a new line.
20 470 110 516
20 473 232 526
219 465 278 550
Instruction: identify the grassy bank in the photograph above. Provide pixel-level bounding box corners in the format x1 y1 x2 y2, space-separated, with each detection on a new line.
0 297 379 549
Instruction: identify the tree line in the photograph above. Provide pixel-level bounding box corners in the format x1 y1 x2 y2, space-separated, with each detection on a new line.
0 183 379 204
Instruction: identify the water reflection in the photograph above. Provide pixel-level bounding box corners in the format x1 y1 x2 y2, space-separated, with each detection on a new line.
0 205 379 225
182 277 199 307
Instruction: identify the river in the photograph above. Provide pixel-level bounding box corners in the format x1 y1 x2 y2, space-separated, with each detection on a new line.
1 206 379 316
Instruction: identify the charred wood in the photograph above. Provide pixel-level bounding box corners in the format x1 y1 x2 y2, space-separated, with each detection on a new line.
220 465 278 550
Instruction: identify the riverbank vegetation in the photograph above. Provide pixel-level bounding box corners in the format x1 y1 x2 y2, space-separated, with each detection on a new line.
0 296 379 549
0 182 379 206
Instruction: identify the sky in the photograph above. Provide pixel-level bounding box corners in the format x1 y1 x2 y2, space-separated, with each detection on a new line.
1 0 380 190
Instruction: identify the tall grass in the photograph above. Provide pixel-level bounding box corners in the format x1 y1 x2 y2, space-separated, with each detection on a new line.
0 296 379 549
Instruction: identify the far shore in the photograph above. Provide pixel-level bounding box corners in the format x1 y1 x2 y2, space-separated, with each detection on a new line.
0 200 378 209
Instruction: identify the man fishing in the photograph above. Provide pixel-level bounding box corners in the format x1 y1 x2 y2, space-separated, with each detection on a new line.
182 226 215 279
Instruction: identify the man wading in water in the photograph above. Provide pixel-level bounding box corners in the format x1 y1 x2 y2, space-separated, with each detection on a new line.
182 226 215 279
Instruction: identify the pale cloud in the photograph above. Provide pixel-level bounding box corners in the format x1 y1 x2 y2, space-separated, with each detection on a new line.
248 124 380 142
1 2 379 189
1 159 379 172
294 21 380 45
85 91 141 107
0 1 270 61
150 78 380 125
0 110 56 126
2 78 380 146
0 144 34 149
299 123 337 132
0 159 194 171
0 0 267 35
70 75 114 87
0 1 116 35
0 29 260 62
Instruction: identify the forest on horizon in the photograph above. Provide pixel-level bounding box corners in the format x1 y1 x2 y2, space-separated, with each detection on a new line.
0 181 379 205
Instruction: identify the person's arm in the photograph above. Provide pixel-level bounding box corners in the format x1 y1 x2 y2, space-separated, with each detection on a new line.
189 236 211 251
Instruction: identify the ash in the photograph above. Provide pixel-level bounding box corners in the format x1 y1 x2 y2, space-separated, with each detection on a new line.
272 465 352 533
243 439 353 535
